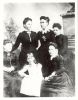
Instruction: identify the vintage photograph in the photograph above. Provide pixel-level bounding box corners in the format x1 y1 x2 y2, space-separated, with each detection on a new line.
3 1 75 97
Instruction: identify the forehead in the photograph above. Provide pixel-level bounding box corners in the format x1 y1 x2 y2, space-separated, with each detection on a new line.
53 27 59 30
40 19 47 22
27 53 34 56
49 45 55 50
26 20 32 24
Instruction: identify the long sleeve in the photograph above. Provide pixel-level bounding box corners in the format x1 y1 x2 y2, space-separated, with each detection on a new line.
56 34 68 55
11 33 22 52
62 35 68 53
50 30 56 43
55 56 68 75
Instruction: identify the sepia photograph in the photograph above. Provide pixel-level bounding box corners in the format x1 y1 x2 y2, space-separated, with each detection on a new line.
0 0 77 99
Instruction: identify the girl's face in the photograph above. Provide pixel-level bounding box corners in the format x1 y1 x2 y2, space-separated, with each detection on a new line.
53 27 61 35
48 45 58 57
24 20 32 31
40 19 48 30
27 53 35 64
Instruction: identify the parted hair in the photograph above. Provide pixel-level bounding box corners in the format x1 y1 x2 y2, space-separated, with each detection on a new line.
48 42 58 49
52 23 62 29
23 17 32 25
40 16 50 23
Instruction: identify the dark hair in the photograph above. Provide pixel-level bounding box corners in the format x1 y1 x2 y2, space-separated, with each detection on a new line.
26 48 39 63
23 17 32 25
48 42 58 49
53 23 62 29
40 16 50 23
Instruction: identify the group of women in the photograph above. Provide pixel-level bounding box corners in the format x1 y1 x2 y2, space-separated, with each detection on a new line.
4 16 74 97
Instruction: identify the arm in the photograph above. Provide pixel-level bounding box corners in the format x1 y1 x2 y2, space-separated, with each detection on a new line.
36 32 41 50
50 30 56 43
36 40 41 50
18 65 28 77
11 33 22 52
37 64 43 79
55 56 67 75
45 56 67 81
61 35 68 54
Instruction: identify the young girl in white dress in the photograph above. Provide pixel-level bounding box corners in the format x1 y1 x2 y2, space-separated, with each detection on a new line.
18 50 43 97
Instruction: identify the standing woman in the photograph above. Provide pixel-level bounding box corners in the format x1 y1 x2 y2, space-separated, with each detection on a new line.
11 17 38 69
37 16 55 77
52 23 68 56
40 42 74 97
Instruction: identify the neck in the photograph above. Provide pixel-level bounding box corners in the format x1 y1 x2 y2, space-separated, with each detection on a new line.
29 62 35 65
41 27 49 33
25 28 31 32
50 54 58 60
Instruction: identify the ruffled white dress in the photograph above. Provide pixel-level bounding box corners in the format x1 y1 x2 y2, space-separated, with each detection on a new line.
20 63 42 96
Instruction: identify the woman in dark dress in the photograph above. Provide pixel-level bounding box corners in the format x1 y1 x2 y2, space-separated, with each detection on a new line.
37 16 55 77
11 17 38 69
52 23 68 56
40 42 74 97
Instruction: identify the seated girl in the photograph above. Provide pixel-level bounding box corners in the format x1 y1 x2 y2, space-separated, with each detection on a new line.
18 49 43 97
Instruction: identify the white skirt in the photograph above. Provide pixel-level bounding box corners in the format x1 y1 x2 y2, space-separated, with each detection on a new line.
20 76 42 96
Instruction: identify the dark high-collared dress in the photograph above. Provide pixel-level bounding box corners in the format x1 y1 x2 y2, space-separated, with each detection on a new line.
40 55 74 97
55 34 68 56
37 30 55 76
11 31 38 69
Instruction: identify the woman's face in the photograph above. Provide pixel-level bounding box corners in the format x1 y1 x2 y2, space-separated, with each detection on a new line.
53 27 61 35
27 53 35 64
40 19 48 30
4 43 12 52
48 45 58 57
24 20 32 31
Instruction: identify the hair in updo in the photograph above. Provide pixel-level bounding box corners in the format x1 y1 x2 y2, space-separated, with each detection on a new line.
26 47 39 64
52 23 62 29
23 17 32 25
40 16 50 23
48 42 58 49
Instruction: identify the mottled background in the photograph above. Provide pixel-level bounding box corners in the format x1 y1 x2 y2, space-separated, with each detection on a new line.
3 3 75 97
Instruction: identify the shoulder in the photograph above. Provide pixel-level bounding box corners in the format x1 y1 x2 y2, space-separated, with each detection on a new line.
18 31 27 36
60 34 68 39
36 31 42 38
49 29 54 33
37 31 42 35
54 55 63 61
49 29 55 36
57 55 64 63
31 31 36 34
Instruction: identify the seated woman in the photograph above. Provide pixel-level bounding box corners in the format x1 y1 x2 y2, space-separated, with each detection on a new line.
3 39 15 72
40 42 74 97
18 49 43 97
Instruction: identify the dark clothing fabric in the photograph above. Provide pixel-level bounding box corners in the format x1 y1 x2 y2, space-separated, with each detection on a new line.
3 52 17 67
37 30 55 47
43 55 66 77
55 34 68 55
11 31 38 68
37 30 55 72
40 55 74 97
